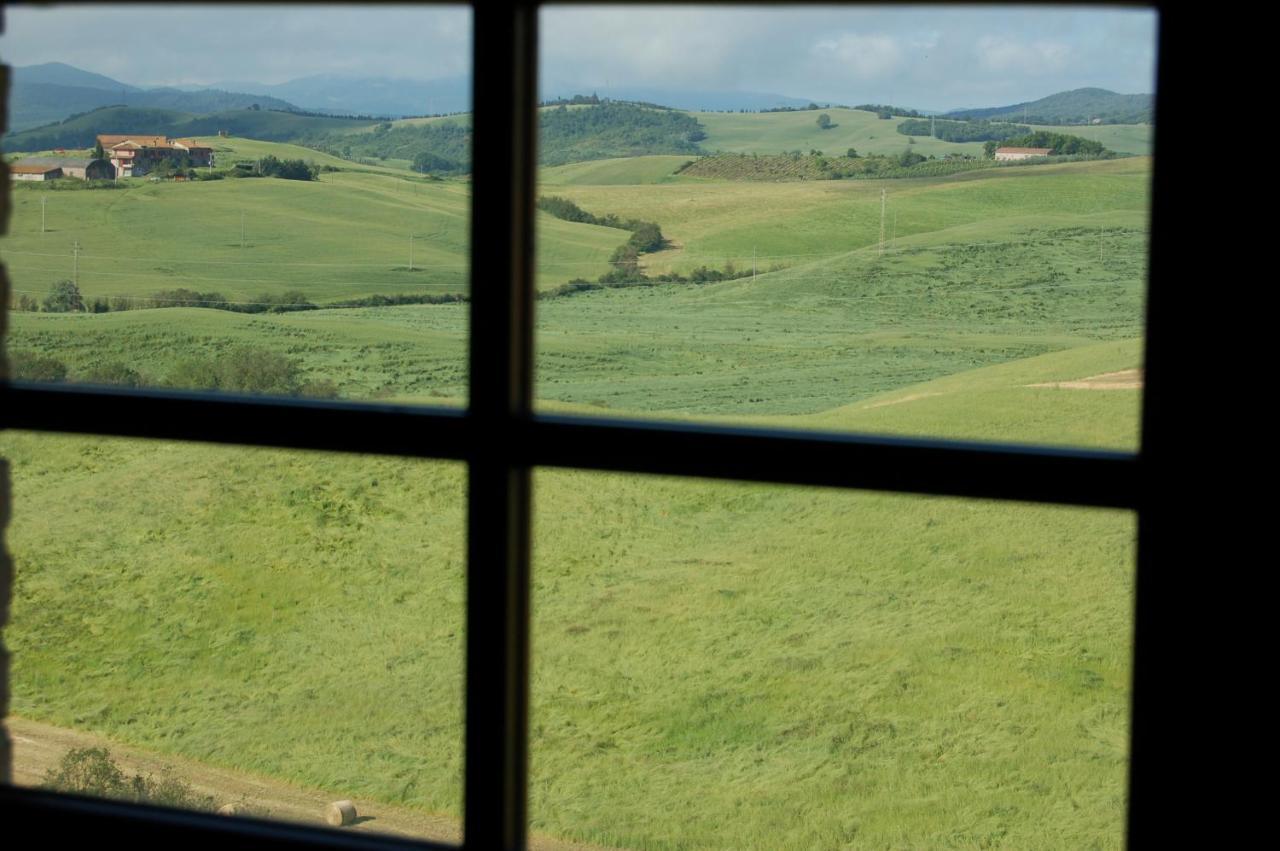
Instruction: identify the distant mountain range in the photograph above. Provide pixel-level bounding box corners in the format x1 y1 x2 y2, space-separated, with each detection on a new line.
8 63 1154 139
202 74 472 119
944 88 1153 125
9 63 298 132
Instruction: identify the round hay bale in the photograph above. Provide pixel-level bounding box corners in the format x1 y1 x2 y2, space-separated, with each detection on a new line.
217 803 242 816
326 800 357 827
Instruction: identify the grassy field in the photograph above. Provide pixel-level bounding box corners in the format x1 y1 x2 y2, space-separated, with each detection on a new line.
540 155 696 186
2 144 1146 848
2 341 1138 847
694 108 987 158
542 157 1150 277
1027 123 1153 156
4 142 624 302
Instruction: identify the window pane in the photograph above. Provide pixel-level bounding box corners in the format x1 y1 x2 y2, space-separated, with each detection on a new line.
533 470 1134 848
3 4 471 406
536 5 1155 450
1 432 464 843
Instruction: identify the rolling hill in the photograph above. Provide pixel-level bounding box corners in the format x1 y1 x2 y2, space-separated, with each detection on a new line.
8 63 299 133
4 105 381 152
945 87 1153 125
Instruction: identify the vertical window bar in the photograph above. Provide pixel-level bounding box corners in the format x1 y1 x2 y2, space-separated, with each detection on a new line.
465 2 537 850
1130 4 1171 847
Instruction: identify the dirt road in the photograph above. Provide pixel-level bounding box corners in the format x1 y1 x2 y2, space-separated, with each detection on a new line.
8 716 606 850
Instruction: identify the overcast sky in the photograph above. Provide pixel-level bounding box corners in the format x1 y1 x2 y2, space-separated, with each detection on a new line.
1 4 1156 111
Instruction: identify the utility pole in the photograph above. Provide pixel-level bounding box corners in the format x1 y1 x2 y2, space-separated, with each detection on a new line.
879 189 887 257
409 233 415 271
1100 226 1104 263
893 211 898 249
931 114 936 138
240 211 245 251
41 195 47 234
72 240 81 286
752 246 756 280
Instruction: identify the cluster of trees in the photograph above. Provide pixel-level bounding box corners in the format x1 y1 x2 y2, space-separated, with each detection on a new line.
816 113 836 130
760 103 830 113
538 102 706 166
855 103 922 119
247 155 318 180
982 131 1109 158
12 280 469 317
897 118 1032 142
11 344 340 399
537 196 666 275
545 261 758 299
540 94 602 106
308 120 470 175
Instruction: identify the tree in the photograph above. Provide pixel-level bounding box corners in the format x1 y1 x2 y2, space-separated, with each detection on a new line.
43 280 84 313
846 148 859 158
93 141 105 160
983 140 1000 159
816 113 834 130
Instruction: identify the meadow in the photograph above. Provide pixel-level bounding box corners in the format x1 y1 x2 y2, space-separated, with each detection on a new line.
2 133 1146 848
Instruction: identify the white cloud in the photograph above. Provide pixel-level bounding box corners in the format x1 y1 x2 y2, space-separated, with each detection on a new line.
810 33 904 78
975 35 1072 75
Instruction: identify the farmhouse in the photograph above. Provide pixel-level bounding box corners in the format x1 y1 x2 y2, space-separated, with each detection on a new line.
98 134 214 177
994 146 1053 161
9 157 115 180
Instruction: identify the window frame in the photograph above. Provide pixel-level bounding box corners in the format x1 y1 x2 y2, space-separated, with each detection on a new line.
0 2 1175 848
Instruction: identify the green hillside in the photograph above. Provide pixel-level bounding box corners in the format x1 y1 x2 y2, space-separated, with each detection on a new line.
1027 122 1152 156
696 107 987 158
2 337 1139 847
4 105 379 152
543 157 1149 278
4 140 622 304
539 155 695 186
2 145 1146 849
946 87 1153 125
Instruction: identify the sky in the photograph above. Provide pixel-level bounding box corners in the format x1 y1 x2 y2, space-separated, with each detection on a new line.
1 4 1157 111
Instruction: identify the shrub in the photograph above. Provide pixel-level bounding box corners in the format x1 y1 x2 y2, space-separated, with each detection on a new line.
44 747 214 811
10 350 69 382
82 361 143 387
43 279 85 313
215 347 302 395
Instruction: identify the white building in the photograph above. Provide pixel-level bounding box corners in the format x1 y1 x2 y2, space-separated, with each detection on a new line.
994 146 1053 161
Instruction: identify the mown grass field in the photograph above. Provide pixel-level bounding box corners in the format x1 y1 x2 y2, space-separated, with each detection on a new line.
2 143 1146 848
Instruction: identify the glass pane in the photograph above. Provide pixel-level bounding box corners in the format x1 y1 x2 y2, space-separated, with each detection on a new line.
534 470 1135 848
2 4 471 406
1 432 464 843
536 5 1155 450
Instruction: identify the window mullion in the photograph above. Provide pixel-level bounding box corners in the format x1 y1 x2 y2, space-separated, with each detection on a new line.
464 2 537 850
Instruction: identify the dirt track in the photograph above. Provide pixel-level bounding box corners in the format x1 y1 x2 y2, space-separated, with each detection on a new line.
7 716 606 850
1028 368 1143 390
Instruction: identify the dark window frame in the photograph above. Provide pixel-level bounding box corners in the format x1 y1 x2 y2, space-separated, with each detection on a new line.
0 2 1176 848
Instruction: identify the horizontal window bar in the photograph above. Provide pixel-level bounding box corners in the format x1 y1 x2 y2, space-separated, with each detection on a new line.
1 383 472 460
0 787 454 851
1 383 1137 507
526 414 1140 509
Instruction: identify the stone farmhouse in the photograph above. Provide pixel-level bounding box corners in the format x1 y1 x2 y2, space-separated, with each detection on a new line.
97 134 214 177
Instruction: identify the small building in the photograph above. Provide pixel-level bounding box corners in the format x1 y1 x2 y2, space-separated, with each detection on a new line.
994 146 1053 161
9 157 115 180
9 162 63 182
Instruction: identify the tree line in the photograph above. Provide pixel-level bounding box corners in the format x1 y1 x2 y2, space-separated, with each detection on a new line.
982 131 1110 158
897 118 1032 143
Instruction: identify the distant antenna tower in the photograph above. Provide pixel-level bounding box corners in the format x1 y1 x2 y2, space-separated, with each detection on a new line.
879 189 887 257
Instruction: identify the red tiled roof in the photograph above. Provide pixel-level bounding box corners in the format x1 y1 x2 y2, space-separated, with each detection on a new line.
995 147 1053 155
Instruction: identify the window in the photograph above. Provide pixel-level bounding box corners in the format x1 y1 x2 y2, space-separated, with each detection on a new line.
1 2 1180 848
